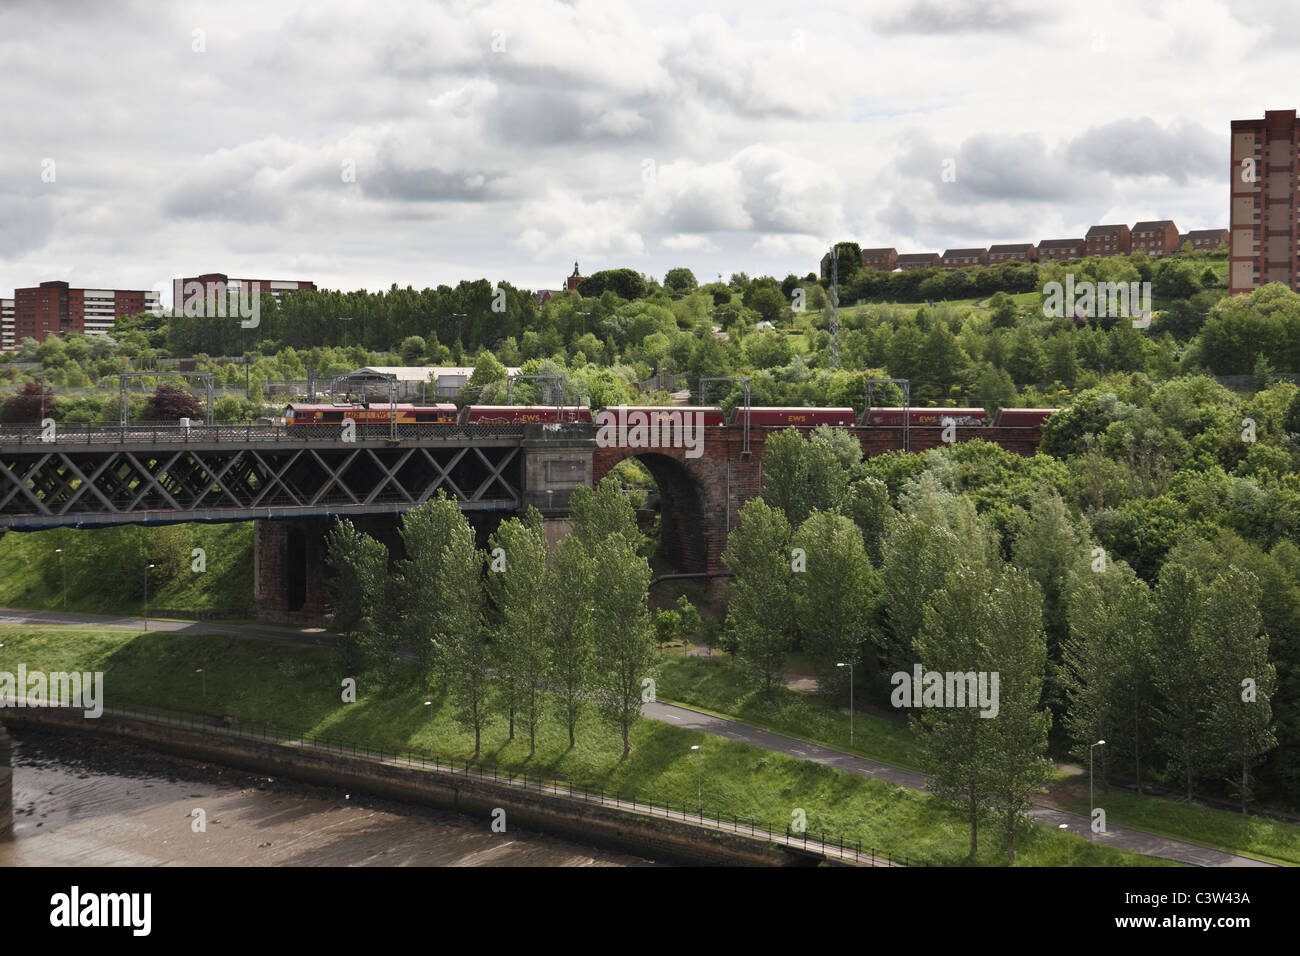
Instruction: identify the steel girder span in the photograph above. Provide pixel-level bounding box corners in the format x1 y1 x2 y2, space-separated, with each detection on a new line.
0 436 524 530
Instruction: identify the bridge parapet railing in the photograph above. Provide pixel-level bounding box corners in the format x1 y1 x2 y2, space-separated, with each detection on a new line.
0 422 526 446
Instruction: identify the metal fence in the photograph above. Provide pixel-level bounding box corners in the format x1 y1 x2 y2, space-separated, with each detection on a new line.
38 698 908 867
0 421 528 445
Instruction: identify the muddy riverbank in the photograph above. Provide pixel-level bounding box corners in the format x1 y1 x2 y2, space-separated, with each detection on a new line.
0 727 661 867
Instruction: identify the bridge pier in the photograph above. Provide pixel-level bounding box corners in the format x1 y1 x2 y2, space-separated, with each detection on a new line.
0 723 13 841
253 518 332 623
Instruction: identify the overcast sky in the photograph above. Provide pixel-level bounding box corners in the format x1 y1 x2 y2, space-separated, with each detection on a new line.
1 0 1296 305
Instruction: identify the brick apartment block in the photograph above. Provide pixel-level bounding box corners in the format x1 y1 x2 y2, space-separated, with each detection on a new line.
1130 220 1181 257
1085 224 1131 256
180 273 316 307
12 280 160 344
1230 109 1299 295
988 243 1038 263
1 298 13 351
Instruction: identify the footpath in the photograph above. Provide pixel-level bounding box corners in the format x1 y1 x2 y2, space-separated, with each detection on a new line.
0 607 1277 866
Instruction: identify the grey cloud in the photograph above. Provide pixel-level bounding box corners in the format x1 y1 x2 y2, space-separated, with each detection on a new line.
875 0 1057 35
361 165 510 202
0 195 57 257
1064 118 1224 185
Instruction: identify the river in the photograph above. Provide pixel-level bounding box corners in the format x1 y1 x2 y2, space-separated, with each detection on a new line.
0 727 660 867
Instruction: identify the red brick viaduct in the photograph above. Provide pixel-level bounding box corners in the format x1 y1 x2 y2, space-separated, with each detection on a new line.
255 424 1044 622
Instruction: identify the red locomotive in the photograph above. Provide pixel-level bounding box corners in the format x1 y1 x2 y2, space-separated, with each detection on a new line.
284 403 456 426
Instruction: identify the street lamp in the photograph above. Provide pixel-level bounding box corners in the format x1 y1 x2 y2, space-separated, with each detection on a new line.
143 563 155 630
1090 739 1106 840
424 700 434 751
690 744 702 816
54 548 66 608
837 662 854 746
1059 823 1071 867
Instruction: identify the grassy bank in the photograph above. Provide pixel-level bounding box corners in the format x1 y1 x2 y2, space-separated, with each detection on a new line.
658 651 1298 865
1061 790 1300 867
656 652 924 771
0 523 252 616
0 626 1164 867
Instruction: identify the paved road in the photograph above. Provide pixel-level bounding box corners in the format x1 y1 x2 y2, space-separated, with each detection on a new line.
0 607 1278 867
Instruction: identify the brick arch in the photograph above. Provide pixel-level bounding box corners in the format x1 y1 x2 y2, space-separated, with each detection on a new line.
592 428 764 575
629 452 710 573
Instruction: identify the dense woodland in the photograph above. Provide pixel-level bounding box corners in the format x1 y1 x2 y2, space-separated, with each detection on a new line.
3 248 1299 856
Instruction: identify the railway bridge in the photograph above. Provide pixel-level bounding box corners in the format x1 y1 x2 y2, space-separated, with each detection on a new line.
1 419 1043 621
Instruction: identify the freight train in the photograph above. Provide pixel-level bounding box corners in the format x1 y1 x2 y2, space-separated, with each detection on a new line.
283 402 1057 430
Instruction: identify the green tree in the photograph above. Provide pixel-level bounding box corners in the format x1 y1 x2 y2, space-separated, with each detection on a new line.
590 534 655 758
546 536 597 748
324 519 393 670
760 428 849 526
1005 326 1047 385
1200 568 1277 811
400 335 427 364
914 560 999 857
722 498 795 693
569 476 641 553
1062 556 1155 792
441 536 491 758
1152 562 1213 799
663 268 698 294
791 510 878 695
487 512 551 755
988 291 1017 329
748 286 786 323
982 566 1052 864
322 520 387 671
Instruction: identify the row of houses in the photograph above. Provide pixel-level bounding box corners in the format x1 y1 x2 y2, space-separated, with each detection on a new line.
824 223 1228 277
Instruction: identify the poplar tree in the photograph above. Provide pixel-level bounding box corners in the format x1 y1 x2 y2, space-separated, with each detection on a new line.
591 534 655 759
983 567 1052 865
1152 562 1212 799
547 535 597 748
791 510 878 696
915 559 999 857
1062 555 1155 792
487 511 551 756
440 515 491 759
324 518 396 674
722 498 795 693
1200 568 1277 811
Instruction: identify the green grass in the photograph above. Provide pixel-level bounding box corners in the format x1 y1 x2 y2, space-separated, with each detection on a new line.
659 651 1296 857
0 626 1167 867
0 523 252 617
657 653 925 770
1062 789 1300 867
